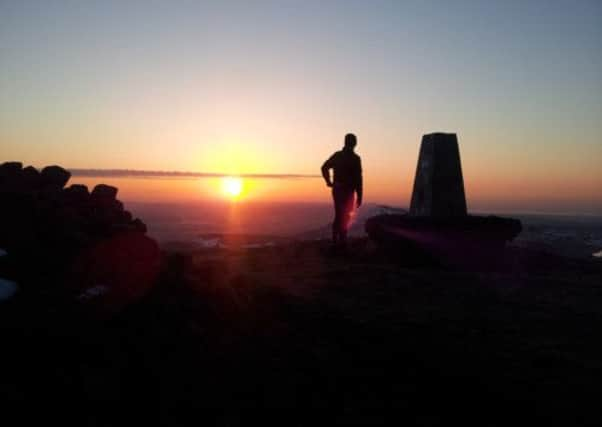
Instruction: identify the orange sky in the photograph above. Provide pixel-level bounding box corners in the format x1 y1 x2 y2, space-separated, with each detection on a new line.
68 159 602 215
2 1 601 214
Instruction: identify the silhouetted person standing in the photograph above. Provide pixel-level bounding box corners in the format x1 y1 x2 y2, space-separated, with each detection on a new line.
321 133 363 246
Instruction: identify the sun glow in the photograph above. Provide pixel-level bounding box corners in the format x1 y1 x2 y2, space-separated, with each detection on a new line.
221 176 243 199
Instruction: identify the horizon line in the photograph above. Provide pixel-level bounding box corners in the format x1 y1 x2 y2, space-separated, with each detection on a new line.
69 168 321 179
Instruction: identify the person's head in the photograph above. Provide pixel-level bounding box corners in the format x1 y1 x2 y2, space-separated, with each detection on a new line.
344 133 357 150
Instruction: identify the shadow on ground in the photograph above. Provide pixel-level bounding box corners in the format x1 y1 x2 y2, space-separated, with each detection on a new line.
1 239 602 425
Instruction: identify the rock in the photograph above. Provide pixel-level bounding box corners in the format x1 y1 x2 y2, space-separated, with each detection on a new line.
0 278 18 301
0 162 25 192
110 218 146 234
0 190 38 250
366 214 522 245
41 165 71 189
66 183 89 196
0 162 23 178
21 166 41 190
78 285 110 301
132 218 147 233
90 185 120 214
63 184 90 204
68 233 161 308
91 184 118 200
0 162 158 303
121 210 133 223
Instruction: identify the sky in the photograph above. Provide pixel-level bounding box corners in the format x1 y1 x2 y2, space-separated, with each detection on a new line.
1 0 601 213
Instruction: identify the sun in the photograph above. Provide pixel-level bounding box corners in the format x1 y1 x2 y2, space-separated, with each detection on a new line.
221 176 243 199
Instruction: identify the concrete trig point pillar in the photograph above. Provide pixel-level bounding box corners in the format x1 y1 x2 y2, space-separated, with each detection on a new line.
409 133 467 217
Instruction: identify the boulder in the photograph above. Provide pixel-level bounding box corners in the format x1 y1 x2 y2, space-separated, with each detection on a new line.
68 233 161 309
63 184 90 205
366 214 522 246
0 190 38 250
0 162 25 192
41 165 71 189
132 218 147 233
91 184 118 200
121 210 133 223
21 166 41 190
0 278 18 302
0 162 158 306
0 162 23 178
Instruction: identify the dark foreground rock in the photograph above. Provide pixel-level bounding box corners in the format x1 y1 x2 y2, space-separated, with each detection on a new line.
68 232 161 310
41 165 71 190
0 161 23 177
365 213 522 266
0 162 160 308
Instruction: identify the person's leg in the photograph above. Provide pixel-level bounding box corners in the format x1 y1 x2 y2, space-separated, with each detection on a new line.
338 188 355 247
332 189 342 244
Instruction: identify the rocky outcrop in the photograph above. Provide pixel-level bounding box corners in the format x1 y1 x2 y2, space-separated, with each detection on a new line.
41 165 71 190
0 162 160 310
366 214 522 247
91 183 118 200
0 161 23 177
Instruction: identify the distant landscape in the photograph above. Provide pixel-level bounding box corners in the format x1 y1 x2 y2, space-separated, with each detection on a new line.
123 199 602 260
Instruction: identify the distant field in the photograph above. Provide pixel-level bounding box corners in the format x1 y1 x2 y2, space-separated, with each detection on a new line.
126 201 602 259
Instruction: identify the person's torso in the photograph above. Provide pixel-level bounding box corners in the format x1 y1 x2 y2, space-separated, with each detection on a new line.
331 150 360 187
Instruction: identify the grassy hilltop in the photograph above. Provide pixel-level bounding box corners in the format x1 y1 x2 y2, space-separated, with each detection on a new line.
2 238 602 425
